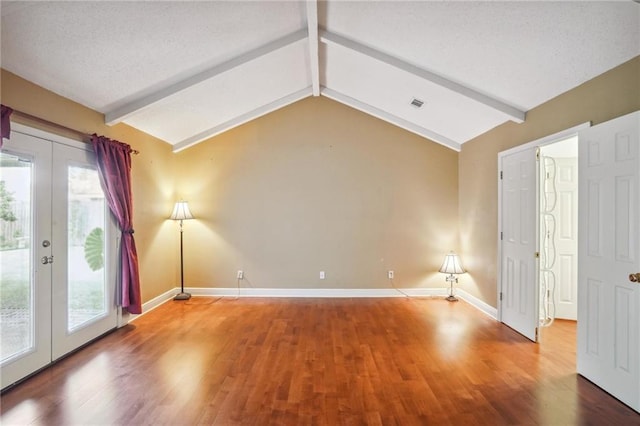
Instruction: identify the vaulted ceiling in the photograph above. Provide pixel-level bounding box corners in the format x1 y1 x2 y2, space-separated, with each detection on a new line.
2 1 639 152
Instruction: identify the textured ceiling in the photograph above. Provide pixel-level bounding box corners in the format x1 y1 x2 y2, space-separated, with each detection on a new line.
1 1 639 152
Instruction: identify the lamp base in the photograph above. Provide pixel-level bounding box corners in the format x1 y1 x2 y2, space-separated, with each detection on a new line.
446 295 459 302
173 292 191 301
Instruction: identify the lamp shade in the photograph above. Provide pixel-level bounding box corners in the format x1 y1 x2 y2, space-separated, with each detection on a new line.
170 201 194 220
439 252 466 274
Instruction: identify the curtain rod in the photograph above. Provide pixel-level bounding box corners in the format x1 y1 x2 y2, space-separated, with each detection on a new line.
11 109 140 155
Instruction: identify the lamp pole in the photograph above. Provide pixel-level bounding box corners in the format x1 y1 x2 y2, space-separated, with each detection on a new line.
179 219 185 290
445 273 458 302
170 200 194 300
174 218 192 300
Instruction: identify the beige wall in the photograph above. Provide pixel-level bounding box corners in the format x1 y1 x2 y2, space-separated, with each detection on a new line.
459 56 640 307
175 96 459 290
1 70 177 302
8 53 635 305
1 69 459 302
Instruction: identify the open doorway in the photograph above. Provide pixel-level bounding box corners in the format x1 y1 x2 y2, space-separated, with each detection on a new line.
499 115 639 411
538 136 578 341
498 122 588 343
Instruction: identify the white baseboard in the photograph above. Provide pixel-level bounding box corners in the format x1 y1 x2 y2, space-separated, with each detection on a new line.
457 289 498 319
129 286 497 322
126 288 177 323
187 286 448 298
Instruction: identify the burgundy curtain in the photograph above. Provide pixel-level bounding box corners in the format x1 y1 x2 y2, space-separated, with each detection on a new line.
91 134 142 314
1 104 14 148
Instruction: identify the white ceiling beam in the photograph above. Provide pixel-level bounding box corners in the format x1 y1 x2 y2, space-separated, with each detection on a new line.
321 87 461 151
106 29 309 126
306 0 320 96
320 30 526 124
172 87 313 153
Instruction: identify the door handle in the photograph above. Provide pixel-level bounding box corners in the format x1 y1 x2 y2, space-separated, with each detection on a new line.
41 255 54 265
630 273 640 283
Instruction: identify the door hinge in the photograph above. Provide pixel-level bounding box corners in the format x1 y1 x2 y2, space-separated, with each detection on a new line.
535 327 539 341
535 252 540 258
536 147 540 161
500 231 503 240
499 292 503 301
500 170 503 180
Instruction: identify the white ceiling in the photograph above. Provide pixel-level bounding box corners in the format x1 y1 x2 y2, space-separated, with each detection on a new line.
1 1 639 152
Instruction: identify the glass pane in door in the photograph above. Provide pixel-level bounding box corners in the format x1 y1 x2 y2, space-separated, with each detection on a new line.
0 152 34 361
67 165 107 331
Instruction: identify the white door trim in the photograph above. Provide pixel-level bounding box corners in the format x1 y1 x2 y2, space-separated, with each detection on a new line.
11 123 91 152
499 123 592 157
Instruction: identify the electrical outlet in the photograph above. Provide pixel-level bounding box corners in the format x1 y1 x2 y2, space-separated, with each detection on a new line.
319 271 325 279
237 270 244 279
388 270 394 279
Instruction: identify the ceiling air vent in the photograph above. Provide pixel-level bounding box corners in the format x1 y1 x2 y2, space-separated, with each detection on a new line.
410 98 424 108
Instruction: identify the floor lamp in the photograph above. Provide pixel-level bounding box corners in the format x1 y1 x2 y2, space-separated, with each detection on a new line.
439 251 466 302
170 201 194 300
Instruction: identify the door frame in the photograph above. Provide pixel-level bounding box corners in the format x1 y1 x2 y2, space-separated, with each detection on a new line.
497 122 590 334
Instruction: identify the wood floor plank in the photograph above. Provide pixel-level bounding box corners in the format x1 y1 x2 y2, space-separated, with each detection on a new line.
2 297 639 425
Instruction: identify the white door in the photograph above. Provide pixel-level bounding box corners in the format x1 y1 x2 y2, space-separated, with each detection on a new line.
499 146 539 342
540 157 578 321
552 157 579 320
51 142 118 359
577 111 640 412
0 133 53 387
1 128 118 388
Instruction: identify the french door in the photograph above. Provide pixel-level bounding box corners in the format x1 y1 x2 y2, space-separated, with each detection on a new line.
0 127 118 389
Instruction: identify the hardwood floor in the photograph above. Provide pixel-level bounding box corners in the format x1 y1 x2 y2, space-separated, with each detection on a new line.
1 297 639 425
